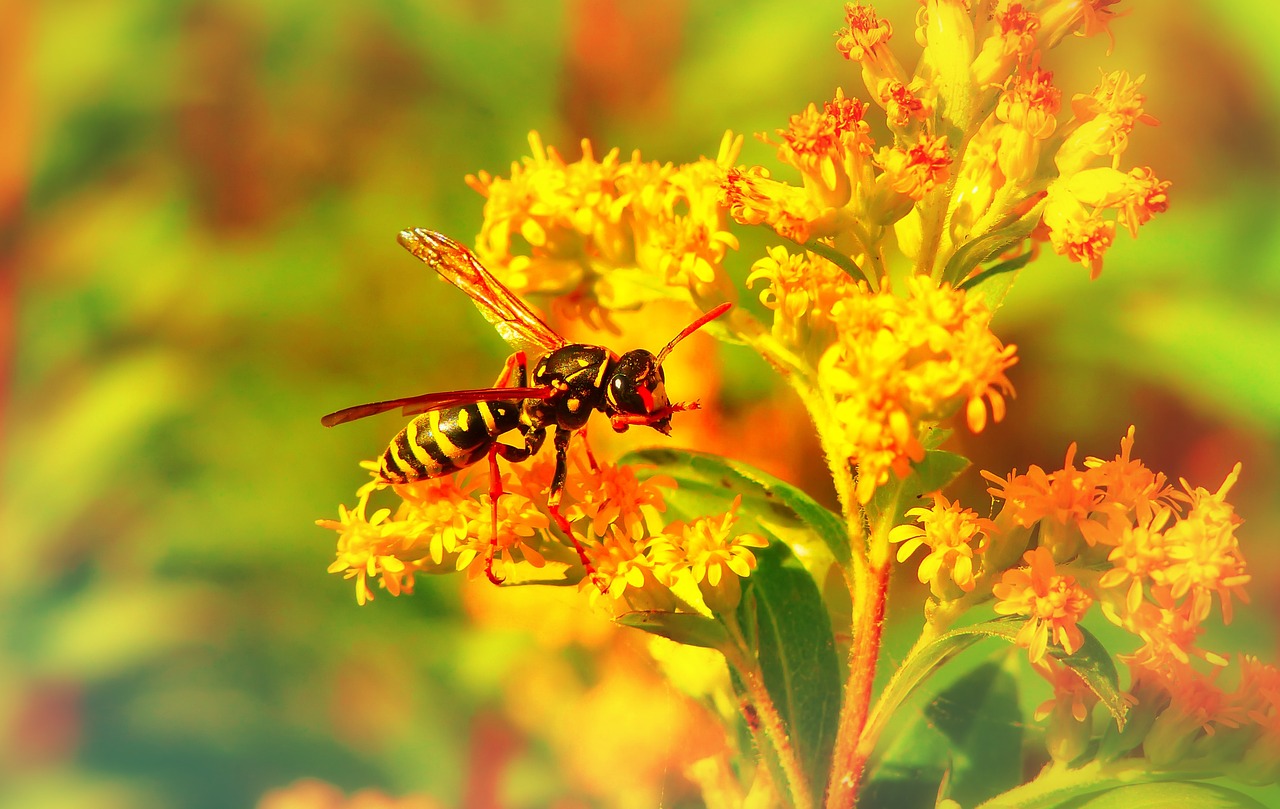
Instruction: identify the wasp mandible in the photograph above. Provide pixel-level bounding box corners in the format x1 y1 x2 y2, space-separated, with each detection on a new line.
323 228 731 586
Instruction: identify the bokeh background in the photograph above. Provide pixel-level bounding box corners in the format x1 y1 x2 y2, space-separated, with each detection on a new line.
5 1 1280 807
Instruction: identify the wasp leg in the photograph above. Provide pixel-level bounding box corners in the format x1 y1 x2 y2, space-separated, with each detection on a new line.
482 426 547 585
577 427 600 473
482 446 507 585
546 428 606 591
492 351 530 388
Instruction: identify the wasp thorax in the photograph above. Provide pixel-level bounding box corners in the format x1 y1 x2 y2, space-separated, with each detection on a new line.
607 349 670 419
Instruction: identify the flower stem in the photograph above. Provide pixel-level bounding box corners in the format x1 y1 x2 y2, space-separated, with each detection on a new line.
824 556 890 809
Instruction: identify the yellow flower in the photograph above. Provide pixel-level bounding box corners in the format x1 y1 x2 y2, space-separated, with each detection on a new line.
651 497 768 613
580 526 672 611
746 244 858 357
1039 0 1126 52
1158 464 1250 624
995 60 1061 184
889 494 993 597
836 3 906 93
972 4 1041 88
320 484 423 605
466 131 741 325
877 77 932 133
875 132 951 201
1058 71 1159 175
823 279 1015 502
992 546 1094 663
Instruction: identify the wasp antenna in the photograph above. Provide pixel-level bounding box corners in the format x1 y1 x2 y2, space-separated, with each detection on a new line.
656 302 732 365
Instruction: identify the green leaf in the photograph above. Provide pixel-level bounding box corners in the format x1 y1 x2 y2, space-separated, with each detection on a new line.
870 618 1127 757
1059 781 1271 809
959 251 1031 313
942 193 1045 289
950 618 1128 730
927 661 1023 807
868 449 971 525
621 447 849 568
734 542 842 803
910 450 970 495
615 610 729 650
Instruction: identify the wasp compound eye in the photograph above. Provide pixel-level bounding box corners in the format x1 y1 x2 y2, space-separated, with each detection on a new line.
607 350 668 416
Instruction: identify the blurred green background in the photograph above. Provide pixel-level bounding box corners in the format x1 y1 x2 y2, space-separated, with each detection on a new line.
5 1 1279 807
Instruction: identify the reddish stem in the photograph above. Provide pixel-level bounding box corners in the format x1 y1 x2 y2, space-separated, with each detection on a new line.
824 559 890 809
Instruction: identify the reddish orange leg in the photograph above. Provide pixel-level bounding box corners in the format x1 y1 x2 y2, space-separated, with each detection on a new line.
479 351 536 586
483 445 506 585
492 351 528 387
548 428 607 592
577 427 600 473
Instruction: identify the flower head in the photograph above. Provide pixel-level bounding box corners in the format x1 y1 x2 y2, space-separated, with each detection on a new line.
993 546 1094 663
889 494 993 597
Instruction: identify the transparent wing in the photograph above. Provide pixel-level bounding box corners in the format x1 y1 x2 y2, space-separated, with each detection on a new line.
397 227 565 356
321 386 551 427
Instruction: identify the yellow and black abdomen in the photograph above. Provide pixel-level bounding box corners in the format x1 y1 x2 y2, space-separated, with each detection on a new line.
380 401 522 484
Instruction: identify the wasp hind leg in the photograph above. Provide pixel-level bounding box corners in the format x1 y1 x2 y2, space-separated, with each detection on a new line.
493 351 529 388
546 428 606 592
482 425 546 586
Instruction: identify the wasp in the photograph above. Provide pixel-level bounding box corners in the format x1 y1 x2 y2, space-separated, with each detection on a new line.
323 228 731 586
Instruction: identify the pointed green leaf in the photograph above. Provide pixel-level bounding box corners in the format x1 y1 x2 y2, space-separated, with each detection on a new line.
959 250 1032 313
870 618 1127 754
954 618 1127 730
869 449 971 525
1061 781 1271 809
910 450 970 495
621 447 849 568
615 610 729 650
734 542 842 803
926 661 1023 807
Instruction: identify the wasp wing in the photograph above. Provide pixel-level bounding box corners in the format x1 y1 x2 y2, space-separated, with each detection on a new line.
397 228 566 357
322 386 552 427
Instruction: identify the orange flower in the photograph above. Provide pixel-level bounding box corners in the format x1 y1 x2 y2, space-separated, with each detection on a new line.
992 546 1094 663
983 442 1103 552
1084 425 1177 527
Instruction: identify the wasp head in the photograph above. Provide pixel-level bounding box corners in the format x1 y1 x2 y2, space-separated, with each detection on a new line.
605 349 673 434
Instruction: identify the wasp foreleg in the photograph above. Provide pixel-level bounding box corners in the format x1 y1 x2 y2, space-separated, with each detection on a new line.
577 427 600 473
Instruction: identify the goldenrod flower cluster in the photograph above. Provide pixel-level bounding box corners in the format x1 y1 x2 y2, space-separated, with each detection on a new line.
322 0 1172 616
321 446 764 616
892 427 1272 774
465 132 742 326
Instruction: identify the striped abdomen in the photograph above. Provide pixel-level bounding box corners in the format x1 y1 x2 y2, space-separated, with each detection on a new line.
379 401 523 484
